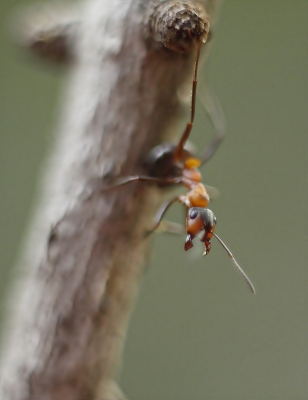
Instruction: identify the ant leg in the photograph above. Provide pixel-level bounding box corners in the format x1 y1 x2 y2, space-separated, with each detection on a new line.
146 196 181 236
174 40 203 161
152 196 191 236
155 221 185 235
204 183 220 200
198 88 226 165
101 175 182 191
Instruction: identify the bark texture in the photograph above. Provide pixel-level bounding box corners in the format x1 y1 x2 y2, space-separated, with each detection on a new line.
1 1 219 399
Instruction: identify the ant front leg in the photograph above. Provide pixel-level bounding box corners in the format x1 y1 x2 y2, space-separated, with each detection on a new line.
146 196 182 236
153 221 185 236
198 88 226 165
148 196 180 234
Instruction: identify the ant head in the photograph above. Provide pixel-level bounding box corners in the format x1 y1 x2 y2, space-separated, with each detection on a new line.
187 207 216 237
185 207 256 294
185 207 216 253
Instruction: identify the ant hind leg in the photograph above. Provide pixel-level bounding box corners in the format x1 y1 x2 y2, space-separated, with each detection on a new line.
198 88 226 165
174 40 203 161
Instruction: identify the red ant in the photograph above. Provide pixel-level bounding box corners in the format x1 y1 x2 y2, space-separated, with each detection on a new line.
105 39 255 294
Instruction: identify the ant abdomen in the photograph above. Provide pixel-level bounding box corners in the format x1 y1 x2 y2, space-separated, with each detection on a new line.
143 143 192 184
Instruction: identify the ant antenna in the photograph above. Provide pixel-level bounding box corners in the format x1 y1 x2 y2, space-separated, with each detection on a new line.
212 232 256 294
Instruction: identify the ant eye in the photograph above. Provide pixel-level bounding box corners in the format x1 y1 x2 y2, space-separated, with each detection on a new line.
189 209 198 220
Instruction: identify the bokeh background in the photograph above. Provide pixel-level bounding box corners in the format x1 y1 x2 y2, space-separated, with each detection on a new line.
1 1 307 399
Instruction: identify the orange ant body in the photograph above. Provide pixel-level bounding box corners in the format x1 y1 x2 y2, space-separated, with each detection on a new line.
105 39 255 294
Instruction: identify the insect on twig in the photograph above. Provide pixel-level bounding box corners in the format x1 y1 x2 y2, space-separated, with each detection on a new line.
103 38 255 294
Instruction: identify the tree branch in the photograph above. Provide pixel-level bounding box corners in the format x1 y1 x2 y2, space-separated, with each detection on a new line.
1 1 219 399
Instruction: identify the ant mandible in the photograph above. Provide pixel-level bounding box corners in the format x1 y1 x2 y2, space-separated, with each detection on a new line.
105 38 255 294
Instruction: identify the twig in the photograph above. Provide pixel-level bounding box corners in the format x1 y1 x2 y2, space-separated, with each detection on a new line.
1 1 219 399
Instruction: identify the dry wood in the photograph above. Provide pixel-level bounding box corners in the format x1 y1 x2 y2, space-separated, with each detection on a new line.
1 1 219 399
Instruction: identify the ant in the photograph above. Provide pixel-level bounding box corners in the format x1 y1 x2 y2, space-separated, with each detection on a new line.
104 38 255 294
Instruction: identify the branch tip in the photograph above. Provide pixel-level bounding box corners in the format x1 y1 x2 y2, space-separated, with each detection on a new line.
145 0 210 53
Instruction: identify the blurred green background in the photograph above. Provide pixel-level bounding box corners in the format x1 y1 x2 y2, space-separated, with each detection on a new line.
0 1 307 399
